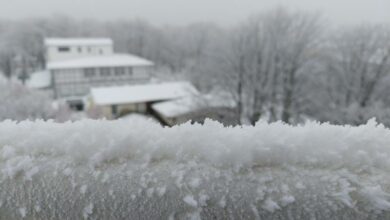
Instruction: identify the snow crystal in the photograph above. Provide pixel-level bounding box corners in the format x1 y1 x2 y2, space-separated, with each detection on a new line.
156 186 166 197
186 211 201 220
250 204 261 220
63 168 73 176
25 166 39 180
198 194 209 206
19 207 26 218
3 156 34 178
262 198 280 212
83 203 94 219
1 145 16 159
146 188 155 197
295 182 306 190
183 195 198 207
34 205 41 213
360 186 390 211
101 173 109 183
80 185 88 194
218 196 227 208
280 195 296 207
189 178 201 188
108 189 114 197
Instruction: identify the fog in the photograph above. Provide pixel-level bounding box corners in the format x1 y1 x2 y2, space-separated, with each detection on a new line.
0 0 388 26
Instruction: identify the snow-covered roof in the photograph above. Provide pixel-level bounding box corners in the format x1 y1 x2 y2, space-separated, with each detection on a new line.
47 54 153 70
45 38 113 46
26 70 51 89
91 81 199 106
152 96 200 118
152 93 236 118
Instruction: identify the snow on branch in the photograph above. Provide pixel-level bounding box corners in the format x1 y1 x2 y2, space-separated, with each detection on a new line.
0 118 390 219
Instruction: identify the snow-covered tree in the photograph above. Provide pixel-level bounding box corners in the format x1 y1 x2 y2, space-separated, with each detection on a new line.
309 25 390 125
219 8 322 124
0 78 71 121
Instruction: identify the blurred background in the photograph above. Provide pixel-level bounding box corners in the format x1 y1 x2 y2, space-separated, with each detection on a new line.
0 0 389 126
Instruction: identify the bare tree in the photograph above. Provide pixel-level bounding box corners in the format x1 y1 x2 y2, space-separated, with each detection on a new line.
0 47 15 79
219 8 322 124
317 25 390 125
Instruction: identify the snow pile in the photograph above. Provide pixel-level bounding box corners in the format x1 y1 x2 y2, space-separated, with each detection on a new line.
1 118 390 219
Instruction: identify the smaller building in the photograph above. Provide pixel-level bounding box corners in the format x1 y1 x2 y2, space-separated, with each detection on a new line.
152 93 238 126
89 81 199 120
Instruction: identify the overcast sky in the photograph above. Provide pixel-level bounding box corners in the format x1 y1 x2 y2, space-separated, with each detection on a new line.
0 0 388 26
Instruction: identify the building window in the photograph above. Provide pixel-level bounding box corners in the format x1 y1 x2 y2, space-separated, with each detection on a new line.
99 49 104 55
78 47 82 53
111 105 118 117
114 67 125 76
58 46 70 52
128 67 133 75
100 67 111 77
84 68 96 78
68 100 84 111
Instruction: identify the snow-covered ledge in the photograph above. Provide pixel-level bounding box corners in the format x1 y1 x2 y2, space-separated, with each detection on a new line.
1 118 390 219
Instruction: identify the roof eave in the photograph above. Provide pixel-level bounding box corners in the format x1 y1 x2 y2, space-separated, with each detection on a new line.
47 62 154 70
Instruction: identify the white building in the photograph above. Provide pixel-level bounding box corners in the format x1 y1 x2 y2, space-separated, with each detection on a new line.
42 38 154 109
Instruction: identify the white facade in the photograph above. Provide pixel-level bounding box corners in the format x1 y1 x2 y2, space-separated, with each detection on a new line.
45 38 113 62
52 66 151 98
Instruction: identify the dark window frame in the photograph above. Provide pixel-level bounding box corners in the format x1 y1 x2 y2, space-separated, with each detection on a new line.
58 46 70 52
100 67 111 77
84 68 96 78
128 67 133 75
114 67 125 76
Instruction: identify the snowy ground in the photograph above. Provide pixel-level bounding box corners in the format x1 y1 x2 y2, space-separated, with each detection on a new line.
1 118 390 219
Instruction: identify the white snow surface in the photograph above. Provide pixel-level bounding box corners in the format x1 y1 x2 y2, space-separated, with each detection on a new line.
47 54 153 70
91 81 199 106
1 118 390 219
